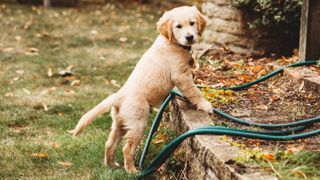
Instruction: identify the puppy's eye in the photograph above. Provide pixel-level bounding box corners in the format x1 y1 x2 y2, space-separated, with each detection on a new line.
176 24 182 29
190 22 195 26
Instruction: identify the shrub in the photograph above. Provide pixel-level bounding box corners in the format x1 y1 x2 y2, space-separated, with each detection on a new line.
230 0 302 41
230 0 302 28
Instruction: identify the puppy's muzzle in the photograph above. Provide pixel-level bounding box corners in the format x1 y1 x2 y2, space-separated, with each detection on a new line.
186 35 194 43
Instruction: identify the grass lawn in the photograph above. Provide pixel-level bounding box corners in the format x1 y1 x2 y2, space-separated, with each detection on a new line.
0 2 168 179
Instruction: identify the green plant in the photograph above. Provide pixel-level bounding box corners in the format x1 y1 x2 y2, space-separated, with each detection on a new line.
230 0 301 28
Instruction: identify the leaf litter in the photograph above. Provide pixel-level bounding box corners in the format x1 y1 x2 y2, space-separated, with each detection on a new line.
192 47 320 178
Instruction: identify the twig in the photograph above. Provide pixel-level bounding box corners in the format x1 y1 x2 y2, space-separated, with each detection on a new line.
267 160 282 178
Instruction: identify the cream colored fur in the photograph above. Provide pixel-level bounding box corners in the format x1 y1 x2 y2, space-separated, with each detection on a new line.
70 6 212 174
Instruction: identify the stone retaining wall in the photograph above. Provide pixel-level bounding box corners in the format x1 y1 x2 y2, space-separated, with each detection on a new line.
169 99 274 180
202 0 283 55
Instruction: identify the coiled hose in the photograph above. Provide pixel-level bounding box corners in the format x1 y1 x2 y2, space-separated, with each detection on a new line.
137 60 319 178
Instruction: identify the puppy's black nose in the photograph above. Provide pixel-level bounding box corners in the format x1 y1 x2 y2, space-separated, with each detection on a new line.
186 35 194 42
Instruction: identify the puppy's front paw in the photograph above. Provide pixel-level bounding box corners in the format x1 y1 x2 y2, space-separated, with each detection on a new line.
197 100 213 114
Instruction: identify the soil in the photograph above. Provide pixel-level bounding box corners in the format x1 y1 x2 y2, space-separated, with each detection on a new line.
193 47 320 152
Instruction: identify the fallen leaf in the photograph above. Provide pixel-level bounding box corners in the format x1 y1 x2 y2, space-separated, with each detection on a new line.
251 65 264 74
298 81 304 92
70 80 80 86
52 143 60 148
90 29 98 35
153 134 167 144
12 77 19 81
5 92 14 97
22 88 31 95
25 47 39 56
119 37 128 43
262 153 275 161
110 80 120 88
15 36 22 42
31 153 48 158
271 95 280 102
114 162 120 167
287 144 305 154
3 47 14 53
40 87 57 95
58 161 73 168
47 67 53 77
42 103 48 111
291 169 307 179
255 105 268 111
65 89 75 94
66 65 75 71
16 70 24 75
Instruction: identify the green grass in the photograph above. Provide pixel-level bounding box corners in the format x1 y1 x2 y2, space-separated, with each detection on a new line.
0 2 164 179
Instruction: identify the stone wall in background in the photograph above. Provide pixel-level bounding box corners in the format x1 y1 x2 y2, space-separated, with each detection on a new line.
202 0 284 55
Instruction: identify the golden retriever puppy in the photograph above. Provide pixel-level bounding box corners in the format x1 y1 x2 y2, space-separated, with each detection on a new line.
70 6 212 174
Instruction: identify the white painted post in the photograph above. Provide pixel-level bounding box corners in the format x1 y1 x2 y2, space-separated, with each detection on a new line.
299 0 320 61
44 0 51 7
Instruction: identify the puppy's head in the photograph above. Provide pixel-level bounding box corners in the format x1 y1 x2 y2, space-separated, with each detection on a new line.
157 6 207 46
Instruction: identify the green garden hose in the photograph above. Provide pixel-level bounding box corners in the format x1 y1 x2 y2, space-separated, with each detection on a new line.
137 60 319 178
137 126 320 178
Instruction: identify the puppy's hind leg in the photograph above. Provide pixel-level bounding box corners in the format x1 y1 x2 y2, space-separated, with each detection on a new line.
122 127 145 174
121 102 149 174
104 107 123 167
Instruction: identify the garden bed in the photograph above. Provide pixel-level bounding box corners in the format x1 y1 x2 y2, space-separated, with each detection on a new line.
168 46 320 179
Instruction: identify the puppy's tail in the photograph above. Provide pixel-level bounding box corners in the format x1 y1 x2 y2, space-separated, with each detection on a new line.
69 93 118 136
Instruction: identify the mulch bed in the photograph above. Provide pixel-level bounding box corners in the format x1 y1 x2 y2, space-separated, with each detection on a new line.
192 47 320 152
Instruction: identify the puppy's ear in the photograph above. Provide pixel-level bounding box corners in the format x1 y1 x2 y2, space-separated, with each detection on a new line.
192 6 207 36
157 12 173 42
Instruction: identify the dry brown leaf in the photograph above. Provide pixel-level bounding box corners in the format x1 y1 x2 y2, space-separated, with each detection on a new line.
110 80 121 88
3 47 14 53
47 68 53 77
154 134 167 144
22 88 31 95
15 36 22 42
12 77 19 81
66 65 75 71
90 30 98 35
119 37 128 43
16 70 24 75
40 87 57 95
52 143 60 149
25 47 39 56
70 80 80 86
5 92 14 97
58 161 73 168
287 144 305 154
298 81 305 92
251 65 264 74
42 103 48 111
271 95 280 102
255 105 268 111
